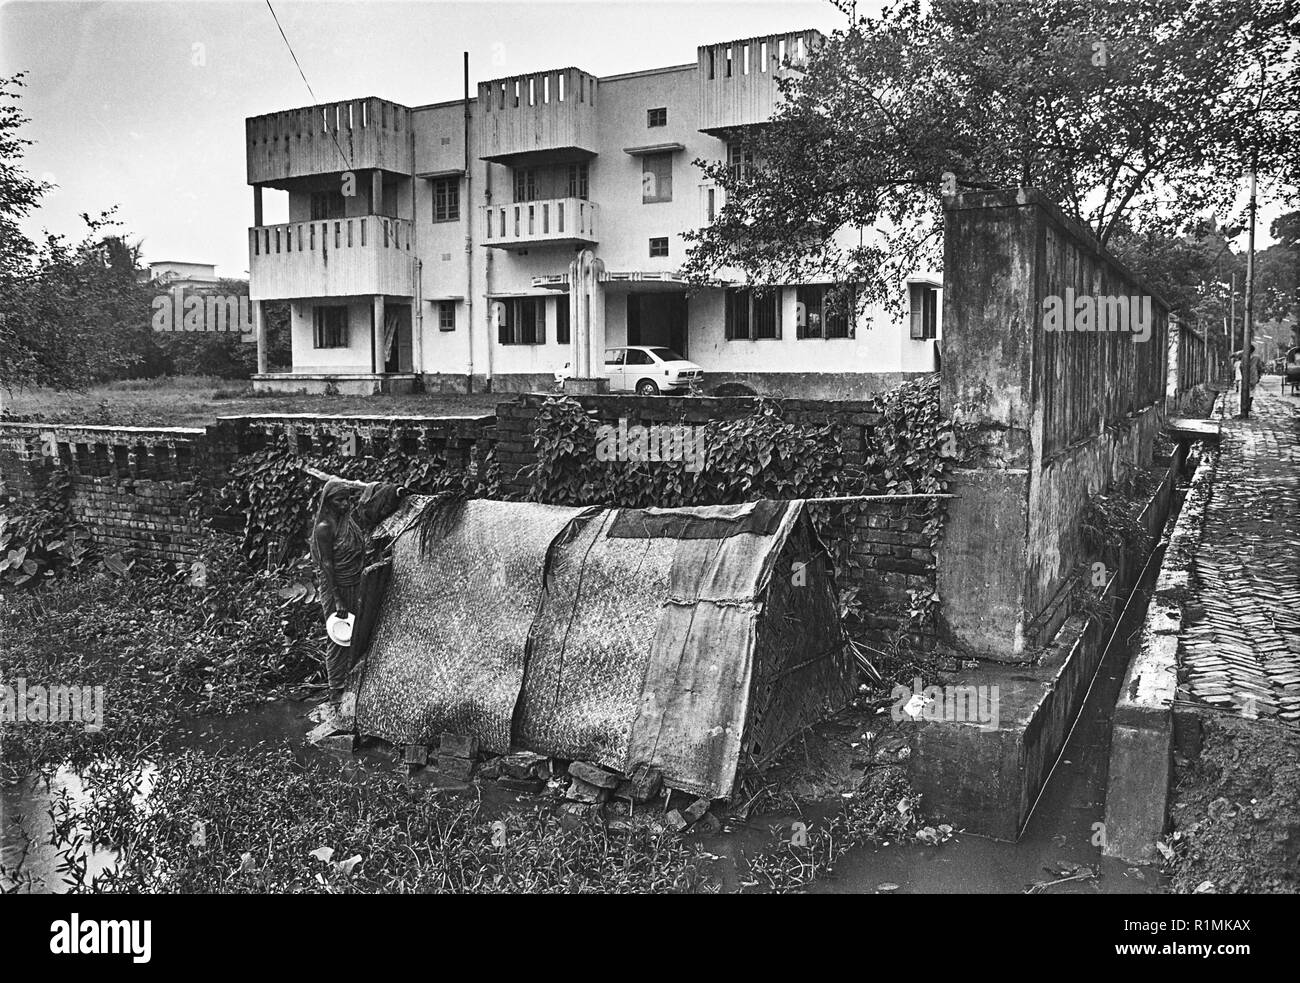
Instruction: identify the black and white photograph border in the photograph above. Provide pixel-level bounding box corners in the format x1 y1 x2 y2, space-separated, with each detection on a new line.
0 0 1296 929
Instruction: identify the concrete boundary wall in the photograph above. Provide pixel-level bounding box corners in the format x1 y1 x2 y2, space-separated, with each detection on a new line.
1103 446 1215 861
938 189 1170 661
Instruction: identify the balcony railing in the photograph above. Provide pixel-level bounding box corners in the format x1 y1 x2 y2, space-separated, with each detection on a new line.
480 197 598 248
246 98 414 185
696 30 820 134
248 216 413 300
478 68 600 164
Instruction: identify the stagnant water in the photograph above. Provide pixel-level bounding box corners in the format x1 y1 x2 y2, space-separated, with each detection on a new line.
2 524 1176 894
812 542 1171 895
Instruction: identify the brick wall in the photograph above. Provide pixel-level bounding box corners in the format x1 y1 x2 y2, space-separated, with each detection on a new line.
2 400 936 653
0 414 498 562
498 391 939 653
0 423 209 565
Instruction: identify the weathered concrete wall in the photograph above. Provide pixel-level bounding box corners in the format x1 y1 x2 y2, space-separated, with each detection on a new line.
938 189 1169 661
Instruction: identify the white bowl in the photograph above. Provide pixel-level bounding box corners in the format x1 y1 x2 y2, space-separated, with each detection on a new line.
325 613 355 646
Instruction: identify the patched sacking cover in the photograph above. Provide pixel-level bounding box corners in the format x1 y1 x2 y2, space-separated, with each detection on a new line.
355 497 853 798
354 498 589 752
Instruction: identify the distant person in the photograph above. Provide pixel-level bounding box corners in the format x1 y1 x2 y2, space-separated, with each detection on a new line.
310 479 408 706
1230 344 1266 396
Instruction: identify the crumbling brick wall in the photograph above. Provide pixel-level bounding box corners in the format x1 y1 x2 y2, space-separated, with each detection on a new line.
0 423 209 565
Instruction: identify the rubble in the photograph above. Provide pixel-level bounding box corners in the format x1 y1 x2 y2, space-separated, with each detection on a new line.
500 751 550 780
437 732 477 780
568 761 620 788
566 777 611 804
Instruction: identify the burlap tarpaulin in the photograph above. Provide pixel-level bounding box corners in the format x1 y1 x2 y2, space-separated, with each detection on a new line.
354 498 588 752
354 497 853 798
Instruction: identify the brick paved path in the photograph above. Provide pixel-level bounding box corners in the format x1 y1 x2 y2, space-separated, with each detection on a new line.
1180 387 1300 722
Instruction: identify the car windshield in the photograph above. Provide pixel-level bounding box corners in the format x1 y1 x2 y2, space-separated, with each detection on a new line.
649 348 686 362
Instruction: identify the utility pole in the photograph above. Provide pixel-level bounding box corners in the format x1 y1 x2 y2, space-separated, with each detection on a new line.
1239 59 1267 417
1229 272 1236 354
1240 158 1258 417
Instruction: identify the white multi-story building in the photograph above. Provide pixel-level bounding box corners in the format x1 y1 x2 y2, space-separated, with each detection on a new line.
245 29 940 398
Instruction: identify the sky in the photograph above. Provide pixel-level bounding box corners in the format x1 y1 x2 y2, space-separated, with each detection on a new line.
0 0 840 276
0 0 1288 278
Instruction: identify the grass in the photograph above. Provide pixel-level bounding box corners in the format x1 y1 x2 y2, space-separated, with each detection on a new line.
1 376 505 428
2 536 934 894
0 549 324 784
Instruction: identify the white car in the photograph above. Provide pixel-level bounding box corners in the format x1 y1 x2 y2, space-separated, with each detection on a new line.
555 346 704 396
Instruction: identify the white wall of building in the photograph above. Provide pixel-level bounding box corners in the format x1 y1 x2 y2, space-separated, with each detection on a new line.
260 39 942 388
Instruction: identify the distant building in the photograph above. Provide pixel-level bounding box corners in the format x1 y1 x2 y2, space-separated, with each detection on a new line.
244 29 941 397
149 261 221 291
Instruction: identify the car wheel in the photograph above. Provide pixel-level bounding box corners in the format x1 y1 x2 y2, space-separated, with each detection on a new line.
635 379 659 396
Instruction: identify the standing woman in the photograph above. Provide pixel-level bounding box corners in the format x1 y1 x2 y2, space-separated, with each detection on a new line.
310 480 367 706
309 479 408 706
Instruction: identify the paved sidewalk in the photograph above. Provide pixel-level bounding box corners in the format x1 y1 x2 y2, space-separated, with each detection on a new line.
1179 386 1300 722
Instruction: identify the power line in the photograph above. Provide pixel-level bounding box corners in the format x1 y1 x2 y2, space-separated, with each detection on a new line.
263 0 353 172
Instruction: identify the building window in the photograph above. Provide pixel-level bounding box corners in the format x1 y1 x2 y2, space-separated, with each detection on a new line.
497 297 546 345
310 191 345 220
707 188 716 222
556 297 570 345
438 300 455 331
642 153 673 203
567 162 589 200
727 142 754 181
649 237 669 258
797 284 857 340
647 107 667 127
313 306 349 348
909 283 939 339
753 290 780 339
514 168 537 203
432 177 459 222
726 288 781 340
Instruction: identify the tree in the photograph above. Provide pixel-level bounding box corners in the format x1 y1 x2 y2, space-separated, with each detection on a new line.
0 74 151 391
681 0 1300 316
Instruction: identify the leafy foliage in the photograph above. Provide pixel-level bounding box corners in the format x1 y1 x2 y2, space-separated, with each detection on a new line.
681 0 1298 312
219 437 498 569
527 395 844 508
528 378 960 649
0 546 328 784
0 469 93 588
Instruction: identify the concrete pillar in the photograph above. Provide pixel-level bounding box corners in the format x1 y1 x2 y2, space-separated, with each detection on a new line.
254 300 267 375
569 253 588 376
587 268 606 362
565 250 607 392
937 192 1041 661
253 186 263 228
372 296 385 374
1166 314 1181 409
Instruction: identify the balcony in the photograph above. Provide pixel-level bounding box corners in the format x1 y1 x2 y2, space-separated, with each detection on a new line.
478 68 600 165
480 197 598 249
248 217 414 300
696 30 821 135
247 98 414 186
